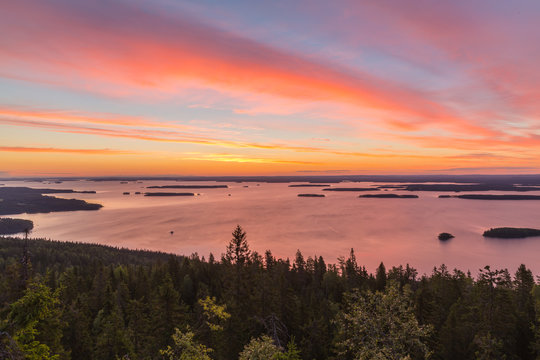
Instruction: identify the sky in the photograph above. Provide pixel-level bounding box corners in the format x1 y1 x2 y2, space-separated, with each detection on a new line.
1 0 539 176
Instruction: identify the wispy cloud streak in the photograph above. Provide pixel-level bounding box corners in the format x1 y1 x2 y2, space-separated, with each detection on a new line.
0 146 135 155
0 0 495 136
0 108 434 158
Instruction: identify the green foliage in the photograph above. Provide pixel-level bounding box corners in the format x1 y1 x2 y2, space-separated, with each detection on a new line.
238 335 280 360
0 234 538 360
3 282 63 360
473 332 506 360
274 339 302 360
198 296 230 331
335 282 432 360
0 331 25 359
160 328 213 360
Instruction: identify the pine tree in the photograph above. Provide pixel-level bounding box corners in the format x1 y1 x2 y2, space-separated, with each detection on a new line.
225 225 251 267
375 262 386 291
513 264 535 359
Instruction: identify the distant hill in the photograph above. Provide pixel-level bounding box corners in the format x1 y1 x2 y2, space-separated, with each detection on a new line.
0 236 181 273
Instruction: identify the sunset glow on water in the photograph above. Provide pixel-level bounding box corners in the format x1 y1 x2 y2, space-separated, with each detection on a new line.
4 180 540 275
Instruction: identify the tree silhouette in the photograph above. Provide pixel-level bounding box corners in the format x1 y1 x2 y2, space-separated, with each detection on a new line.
225 225 250 266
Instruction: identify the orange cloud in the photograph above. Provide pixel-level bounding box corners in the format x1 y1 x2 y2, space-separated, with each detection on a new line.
403 134 540 152
0 146 136 155
0 106 188 130
0 109 433 159
0 0 496 137
183 154 319 165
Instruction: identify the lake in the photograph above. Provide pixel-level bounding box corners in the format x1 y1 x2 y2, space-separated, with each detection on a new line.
2 180 540 275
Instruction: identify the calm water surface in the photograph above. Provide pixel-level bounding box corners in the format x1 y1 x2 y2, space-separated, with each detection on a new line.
3 180 540 275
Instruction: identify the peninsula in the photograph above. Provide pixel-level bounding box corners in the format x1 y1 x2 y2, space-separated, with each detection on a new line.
0 187 102 215
0 218 34 235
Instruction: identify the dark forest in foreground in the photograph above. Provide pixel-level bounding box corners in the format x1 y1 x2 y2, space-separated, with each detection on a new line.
1 227 539 359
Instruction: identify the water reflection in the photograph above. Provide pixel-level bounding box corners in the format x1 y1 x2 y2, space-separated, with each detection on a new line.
2 180 540 275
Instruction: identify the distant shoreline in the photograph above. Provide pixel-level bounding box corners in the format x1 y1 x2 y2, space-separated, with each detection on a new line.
2 174 540 185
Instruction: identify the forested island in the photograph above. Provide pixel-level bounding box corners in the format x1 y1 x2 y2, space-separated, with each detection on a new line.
0 226 539 360
0 218 34 235
322 187 377 192
144 192 195 197
438 232 454 241
483 227 540 238
289 184 330 187
297 194 325 197
0 187 102 215
440 194 540 200
377 184 540 192
147 185 228 189
359 194 419 198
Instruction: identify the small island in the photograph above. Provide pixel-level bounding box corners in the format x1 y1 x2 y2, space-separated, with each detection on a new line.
323 188 377 192
0 187 102 215
297 194 325 197
147 185 228 189
123 192 130 195
144 192 195 196
483 227 540 238
0 218 34 235
359 194 418 198
438 232 454 241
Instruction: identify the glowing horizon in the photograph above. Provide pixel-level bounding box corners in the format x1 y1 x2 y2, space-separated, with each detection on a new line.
1 0 539 176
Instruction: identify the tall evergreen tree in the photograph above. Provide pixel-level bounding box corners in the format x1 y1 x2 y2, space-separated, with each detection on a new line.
375 262 387 291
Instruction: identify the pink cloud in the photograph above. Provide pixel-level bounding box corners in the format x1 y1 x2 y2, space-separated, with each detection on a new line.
0 0 495 137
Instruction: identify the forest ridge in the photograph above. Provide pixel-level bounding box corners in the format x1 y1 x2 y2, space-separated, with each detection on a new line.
1 226 539 359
